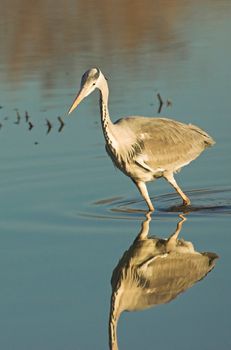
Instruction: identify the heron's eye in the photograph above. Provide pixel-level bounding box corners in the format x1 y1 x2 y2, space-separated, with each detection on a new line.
93 83 96 86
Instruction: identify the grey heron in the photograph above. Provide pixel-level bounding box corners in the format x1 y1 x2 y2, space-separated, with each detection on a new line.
68 68 215 211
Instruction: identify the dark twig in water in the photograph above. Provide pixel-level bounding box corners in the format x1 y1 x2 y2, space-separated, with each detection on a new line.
14 110 21 124
46 119 52 134
157 93 164 114
57 116 65 132
156 94 173 113
28 121 34 130
25 111 30 122
166 99 173 107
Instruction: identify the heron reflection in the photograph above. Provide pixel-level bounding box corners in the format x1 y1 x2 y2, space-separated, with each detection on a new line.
109 214 218 350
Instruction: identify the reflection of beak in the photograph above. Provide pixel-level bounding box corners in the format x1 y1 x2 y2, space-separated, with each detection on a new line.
68 89 85 115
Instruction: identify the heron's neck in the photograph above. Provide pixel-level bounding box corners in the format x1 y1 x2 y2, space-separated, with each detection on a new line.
99 77 116 148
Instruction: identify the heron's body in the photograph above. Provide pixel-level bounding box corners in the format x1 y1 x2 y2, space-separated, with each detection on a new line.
104 116 213 182
68 68 215 211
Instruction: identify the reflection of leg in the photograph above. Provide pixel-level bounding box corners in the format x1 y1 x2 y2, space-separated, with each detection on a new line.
134 180 154 212
136 212 152 241
164 172 191 205
167 214 187 251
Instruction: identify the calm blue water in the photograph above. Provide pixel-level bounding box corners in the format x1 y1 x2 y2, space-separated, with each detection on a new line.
0 1 231 349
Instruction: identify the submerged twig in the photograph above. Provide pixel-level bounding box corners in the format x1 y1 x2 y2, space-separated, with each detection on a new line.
46 119 52 134
156 94 173 113
166 99 173 107
14 110 21 124
157 93 164 114
57 116 65 132
28 121 34 130
25 110 30 122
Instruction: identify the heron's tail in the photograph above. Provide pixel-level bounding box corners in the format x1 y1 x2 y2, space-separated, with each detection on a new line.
189 123 215 147
204 134 216 147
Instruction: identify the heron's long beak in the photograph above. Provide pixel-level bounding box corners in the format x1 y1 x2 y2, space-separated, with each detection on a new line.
68 89 85 115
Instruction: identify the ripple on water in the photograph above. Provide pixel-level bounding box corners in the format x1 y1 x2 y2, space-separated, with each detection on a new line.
76 186 231 221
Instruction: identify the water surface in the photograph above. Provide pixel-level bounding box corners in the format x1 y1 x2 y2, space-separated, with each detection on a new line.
0 1 231 349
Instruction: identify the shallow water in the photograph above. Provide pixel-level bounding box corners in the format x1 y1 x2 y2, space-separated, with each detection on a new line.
0 1 231 349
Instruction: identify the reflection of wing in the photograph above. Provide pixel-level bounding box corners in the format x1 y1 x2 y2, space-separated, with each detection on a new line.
115 117 215 170
135 252 218 309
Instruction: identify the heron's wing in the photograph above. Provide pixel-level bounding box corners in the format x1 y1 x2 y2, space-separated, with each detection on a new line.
115 117 214 170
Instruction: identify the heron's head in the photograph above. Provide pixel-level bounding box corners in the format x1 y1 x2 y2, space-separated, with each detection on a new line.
68 67 101 115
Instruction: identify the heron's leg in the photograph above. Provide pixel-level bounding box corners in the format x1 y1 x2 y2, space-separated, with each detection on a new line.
164 172 191 206
134 180 154 211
